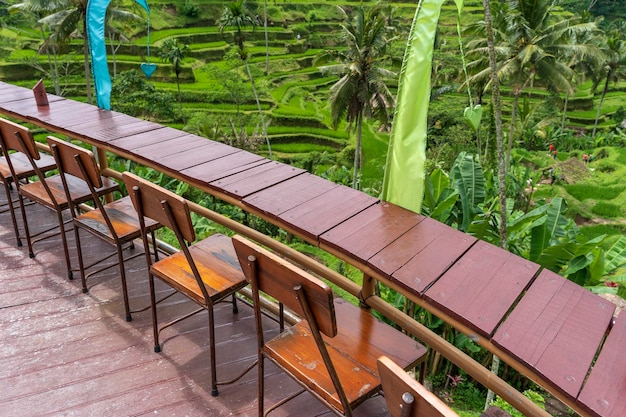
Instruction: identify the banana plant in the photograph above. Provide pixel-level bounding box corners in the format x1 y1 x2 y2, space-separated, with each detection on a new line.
422 153 625 294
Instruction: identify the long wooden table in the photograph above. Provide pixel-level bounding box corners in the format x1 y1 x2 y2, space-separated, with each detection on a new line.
1 82 623 417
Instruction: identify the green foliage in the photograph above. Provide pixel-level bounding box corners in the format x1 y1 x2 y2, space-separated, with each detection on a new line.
111 70 177 120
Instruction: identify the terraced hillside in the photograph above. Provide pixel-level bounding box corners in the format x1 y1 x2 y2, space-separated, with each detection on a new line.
0 0 621 188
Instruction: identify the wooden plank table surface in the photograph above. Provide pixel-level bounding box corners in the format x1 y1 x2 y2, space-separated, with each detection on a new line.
425 240 540 338
319 202 423 264
2 81 624 417
277 185 378 243
210 160 305 199
372 217 477 294
242 172 340 220
493 269 615 400
577 313 626 417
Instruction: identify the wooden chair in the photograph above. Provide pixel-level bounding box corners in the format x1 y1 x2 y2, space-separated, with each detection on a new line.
122 171 249 397
231 235 428 417
47 137 161 322
0 118 119 279
0 121 56 247
377 356 459 417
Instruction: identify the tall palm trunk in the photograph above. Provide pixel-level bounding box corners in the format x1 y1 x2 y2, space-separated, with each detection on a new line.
39 26 60 95
244 59 272 159
592 73 611 138
506 89 521 173
175 72 184 123
82 19 93 105
263 0 269 76
482 0 507 408
353 112 363 189
561 92 569 130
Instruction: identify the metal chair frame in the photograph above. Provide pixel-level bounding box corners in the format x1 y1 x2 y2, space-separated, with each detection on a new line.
48 137 161 321
123 171 250 397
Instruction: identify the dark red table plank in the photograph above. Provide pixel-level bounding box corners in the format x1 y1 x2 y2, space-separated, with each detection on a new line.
278 186 378 243
242 173 339 219
210 161 305 199
577 313 626 417
0 95 68 120
179 151 267 184
106 126 190 152
33 101 112 127
370 217 476 294
155 140 236 172
81 119 162 143
320 202 423 264
133 134 212 161
0 89 38 104
425 240 540 338
492 269 615 400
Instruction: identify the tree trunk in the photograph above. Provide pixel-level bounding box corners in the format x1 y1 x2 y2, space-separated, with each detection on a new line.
82 20 92 105
353 113 363 189
482 0 507 407
245 59 272 159
39 26 60 95
264 0 269 76
592 73 610 139
561 92 569 130
176 73 184 123
506 90 520 173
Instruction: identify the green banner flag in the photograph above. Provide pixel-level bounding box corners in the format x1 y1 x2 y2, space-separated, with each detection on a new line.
382 0 463 213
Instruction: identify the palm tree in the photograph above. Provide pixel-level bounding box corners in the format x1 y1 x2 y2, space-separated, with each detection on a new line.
218 0 256 60
466 0 598 172
35 0 93 103
9 0 68 95
158 38 190 122
263 0 269 76
35 0 134 104
219 0 272 158
592 28 626 138
317 4 395 189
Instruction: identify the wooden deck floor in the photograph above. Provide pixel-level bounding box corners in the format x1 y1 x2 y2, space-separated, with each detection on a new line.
0 188 389 417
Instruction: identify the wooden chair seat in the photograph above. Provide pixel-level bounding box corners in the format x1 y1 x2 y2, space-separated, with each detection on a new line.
18 173 119 211
266 298 425 413
150 233 248 306
0 151 56 181
74 196 158 243
0 138 56 248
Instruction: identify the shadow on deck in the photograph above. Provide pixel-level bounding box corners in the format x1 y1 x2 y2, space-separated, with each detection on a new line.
0 188 388 417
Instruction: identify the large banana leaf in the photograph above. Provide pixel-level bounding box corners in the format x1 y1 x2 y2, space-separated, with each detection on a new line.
450 152 485 232
603 235 626 274
529 197 569 262
422 168 458 223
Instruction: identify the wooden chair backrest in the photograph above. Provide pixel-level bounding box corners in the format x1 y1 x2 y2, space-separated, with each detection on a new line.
377 356 459 417
122 171 195 243
232 234 337 338
47 136 103 188
0 117 41 160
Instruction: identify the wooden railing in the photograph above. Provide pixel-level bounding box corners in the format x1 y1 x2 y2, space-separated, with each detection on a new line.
1 81 624 417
